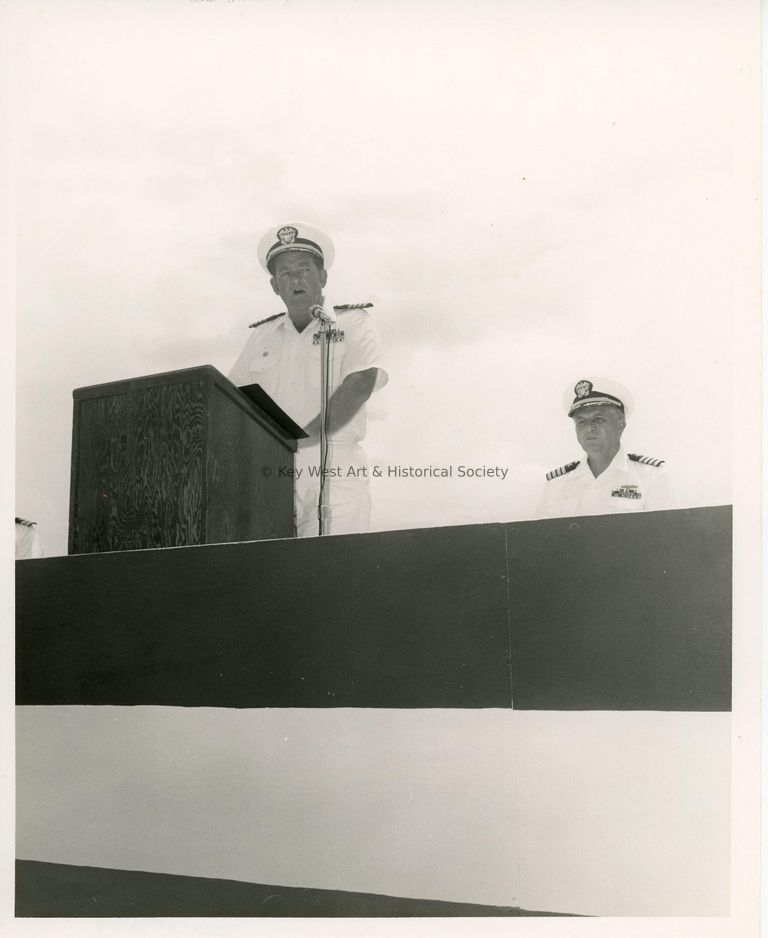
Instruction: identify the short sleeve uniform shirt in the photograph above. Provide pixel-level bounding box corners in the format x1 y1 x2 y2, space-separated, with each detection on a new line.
537 447 674 519
228 306 387 442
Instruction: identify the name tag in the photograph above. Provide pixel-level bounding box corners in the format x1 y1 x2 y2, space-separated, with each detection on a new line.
611 485 642 500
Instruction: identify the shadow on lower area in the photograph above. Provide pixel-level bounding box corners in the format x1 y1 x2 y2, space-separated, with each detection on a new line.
16 860 581 917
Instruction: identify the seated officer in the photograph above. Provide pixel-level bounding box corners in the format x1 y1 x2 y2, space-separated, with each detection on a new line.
537 378 674 519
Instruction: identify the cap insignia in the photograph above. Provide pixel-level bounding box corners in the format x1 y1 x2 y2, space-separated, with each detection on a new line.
277 226 298 245
574 380 592 399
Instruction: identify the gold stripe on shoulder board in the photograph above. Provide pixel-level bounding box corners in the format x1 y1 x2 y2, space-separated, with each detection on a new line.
249 312 286 329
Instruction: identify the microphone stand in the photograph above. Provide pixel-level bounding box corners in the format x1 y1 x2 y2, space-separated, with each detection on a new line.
310 306 334 536
309 302 372 536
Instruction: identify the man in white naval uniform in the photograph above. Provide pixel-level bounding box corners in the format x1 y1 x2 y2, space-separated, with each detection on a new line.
537 379 674 519
228 222 387 537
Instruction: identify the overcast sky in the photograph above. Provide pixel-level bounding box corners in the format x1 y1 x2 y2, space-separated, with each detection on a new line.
7 0 758 556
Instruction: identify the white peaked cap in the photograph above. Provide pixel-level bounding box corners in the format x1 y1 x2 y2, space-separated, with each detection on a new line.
258 221 335 273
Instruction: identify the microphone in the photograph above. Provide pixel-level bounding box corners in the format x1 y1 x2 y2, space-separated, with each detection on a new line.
310 305 336 324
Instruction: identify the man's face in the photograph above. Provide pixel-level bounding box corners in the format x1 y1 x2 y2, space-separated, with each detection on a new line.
572 404 625 460
270 251 327 308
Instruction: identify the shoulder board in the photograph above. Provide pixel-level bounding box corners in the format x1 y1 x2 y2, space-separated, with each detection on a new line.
333 303 373 313
628 453 665 468
546 460 580 481
15 517 36 527
248 312 285 329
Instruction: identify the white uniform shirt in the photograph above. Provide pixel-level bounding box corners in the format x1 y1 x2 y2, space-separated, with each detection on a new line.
228 306 387 444
15 522 43 559
537 447 674 519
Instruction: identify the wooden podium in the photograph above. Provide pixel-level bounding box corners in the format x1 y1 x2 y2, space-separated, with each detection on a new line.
68 366 300 553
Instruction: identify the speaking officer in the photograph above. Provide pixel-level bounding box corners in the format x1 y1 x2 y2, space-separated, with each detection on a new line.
228 222 388 537
537 378 674 519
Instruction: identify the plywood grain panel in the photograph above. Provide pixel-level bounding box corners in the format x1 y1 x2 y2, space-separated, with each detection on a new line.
70 380 207 552
68 366 296 553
